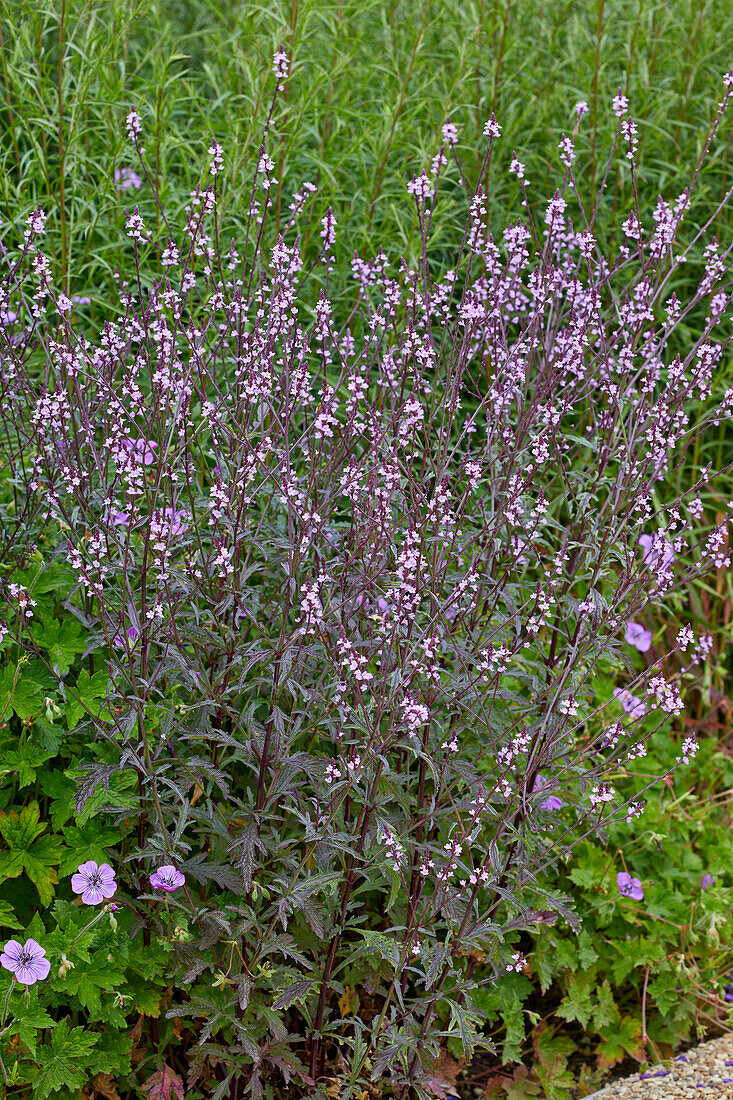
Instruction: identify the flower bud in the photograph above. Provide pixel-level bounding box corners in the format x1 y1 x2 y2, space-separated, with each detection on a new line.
44 697 61 721
57 953 74 978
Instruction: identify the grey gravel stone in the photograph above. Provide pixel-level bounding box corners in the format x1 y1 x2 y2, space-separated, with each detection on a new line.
580 1033 733 1099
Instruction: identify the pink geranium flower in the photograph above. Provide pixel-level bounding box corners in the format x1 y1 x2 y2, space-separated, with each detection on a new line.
71 861 117 905
617 871 643 900
625 621 652 652
150 865 186 892
0 938 50 984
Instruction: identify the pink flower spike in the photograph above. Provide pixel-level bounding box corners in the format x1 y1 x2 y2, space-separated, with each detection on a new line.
71 860 117 905
150 865 186 892
625 621 652 652
0 938 50 984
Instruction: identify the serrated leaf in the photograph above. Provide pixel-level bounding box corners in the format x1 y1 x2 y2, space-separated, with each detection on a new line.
0 801 63 904
0 741 55 787
66 669 113 730
592 978 619 1030
596 1015 644 1072
59 821 120 877
142 1065 185 1100
73 762 119 815
7 1003 57 1058
555 970 595 1030
33 616 88 676
62 949 126 1014
272 979 314 1011
32 1019 99 1098
0 898 23 930
0 665 44 720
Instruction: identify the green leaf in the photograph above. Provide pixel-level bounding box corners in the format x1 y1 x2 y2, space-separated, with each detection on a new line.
7 1002 57 1058
0 898 23 930
58 821 120 877
596 1015 644 1072
33 715 66 752
32 1019 99 1098
0 665 44 720
533 1023 577 1100
0 802 63 905
501 996 527 1065
62 948 125 1015
0 801 46 847
0 741 55 787
32 616 88 676
592 978 620 1030
567 841 611 891
576 930 599 970
44 771 78 830
65 669 113 730
555 969 594 1030
86 1028 133 1077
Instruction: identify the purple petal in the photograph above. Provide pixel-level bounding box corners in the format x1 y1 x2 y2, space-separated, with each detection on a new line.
76 860 99 878
0 939 23 970
82 886 106 905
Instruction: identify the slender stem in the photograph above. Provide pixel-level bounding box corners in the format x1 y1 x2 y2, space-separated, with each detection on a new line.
57 0 67 293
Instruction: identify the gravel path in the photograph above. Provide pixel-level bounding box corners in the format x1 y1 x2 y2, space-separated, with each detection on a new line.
581 1033 733 1098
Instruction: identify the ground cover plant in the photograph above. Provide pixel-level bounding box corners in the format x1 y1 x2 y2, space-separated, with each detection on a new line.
4 4 733 1100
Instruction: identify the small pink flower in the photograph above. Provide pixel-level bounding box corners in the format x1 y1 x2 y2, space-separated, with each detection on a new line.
150 865 185 892
71 861 117 905
639 533 674 571
120 437 157 465
114 167 143 192
613 687 647 719
112 625 139 648
625 621 652 652
0 938 50 984
617 871 643 900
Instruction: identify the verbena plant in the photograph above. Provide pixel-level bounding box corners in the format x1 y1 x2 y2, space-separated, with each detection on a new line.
2 52 733 1100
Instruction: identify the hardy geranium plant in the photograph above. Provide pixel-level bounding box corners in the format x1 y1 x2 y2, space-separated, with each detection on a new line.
2 51 733 1100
